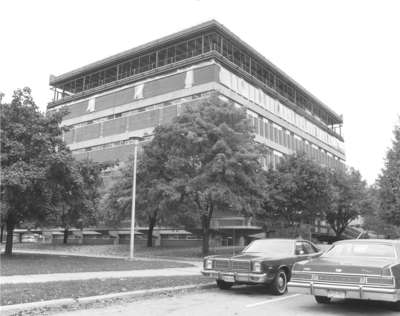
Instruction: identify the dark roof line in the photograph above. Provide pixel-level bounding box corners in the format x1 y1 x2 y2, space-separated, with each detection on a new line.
50 20 341 121
50 20 217 84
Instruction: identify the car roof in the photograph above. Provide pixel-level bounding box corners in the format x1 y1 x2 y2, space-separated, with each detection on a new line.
256 238 313 243
334 239 400 245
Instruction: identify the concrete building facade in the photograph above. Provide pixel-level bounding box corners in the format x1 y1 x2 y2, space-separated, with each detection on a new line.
48 20 345 243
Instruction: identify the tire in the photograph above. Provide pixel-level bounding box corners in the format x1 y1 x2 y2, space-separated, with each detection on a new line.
216 280 233 290
271 268 288 295
314 296 331 304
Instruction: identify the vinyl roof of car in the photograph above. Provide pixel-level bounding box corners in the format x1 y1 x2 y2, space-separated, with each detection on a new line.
335 239 400 244
256 238 309 242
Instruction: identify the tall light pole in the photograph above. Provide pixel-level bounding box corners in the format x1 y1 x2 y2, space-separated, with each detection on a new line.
129 136 143 260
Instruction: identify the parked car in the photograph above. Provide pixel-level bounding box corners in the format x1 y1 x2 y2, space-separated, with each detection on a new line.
288 239 400 310
201 238 322 295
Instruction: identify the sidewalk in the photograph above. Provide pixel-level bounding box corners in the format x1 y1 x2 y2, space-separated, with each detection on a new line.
1 266 202 284
10 249 202 264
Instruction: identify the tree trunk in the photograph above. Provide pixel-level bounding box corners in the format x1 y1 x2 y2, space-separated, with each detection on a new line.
0 224 4 243
63 227 69 244
335 226 345 240
201 215 210 256
147 216 157 247
5 220 15 256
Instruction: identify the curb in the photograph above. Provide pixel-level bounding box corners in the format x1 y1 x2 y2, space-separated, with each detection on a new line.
0 282 215 314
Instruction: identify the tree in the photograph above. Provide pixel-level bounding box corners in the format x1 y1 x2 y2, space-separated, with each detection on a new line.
261 153 331 235
147 95 265 255
101 151 176 247
48 158 108 244
361 186 400 238
377 119 400 227
325 168 367 239
103 96 265 253
0 88 79 254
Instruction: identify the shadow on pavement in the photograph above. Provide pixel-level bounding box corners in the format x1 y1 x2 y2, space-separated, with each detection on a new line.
216 284 275 297
296 298 398 315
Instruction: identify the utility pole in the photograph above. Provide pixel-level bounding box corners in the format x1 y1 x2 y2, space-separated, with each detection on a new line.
129 136 143 260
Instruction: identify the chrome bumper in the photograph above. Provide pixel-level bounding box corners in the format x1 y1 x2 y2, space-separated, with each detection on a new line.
288 281 400 302
201 270 272 284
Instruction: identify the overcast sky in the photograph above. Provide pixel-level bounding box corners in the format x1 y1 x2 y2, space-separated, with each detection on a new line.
1 0 399 184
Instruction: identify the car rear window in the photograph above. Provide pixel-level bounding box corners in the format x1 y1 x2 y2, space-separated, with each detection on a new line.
323 243 396 258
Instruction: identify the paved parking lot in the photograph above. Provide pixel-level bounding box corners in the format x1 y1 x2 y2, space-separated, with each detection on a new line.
54 285 399 316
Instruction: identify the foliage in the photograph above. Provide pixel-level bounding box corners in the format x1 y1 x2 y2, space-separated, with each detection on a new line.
361 186 400 238
1 88 67 254
100 150 176 247
261 153 331 231
0 88 102 253
102 96 265 253
325 168 367 238
48 158 108 243
147 95 265 255
377 119 400 226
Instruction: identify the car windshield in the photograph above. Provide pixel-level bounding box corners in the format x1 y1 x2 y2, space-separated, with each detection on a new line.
242 239 293 256
323 243 396 258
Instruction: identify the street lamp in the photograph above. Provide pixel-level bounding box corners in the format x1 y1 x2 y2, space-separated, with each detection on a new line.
129 136 143 260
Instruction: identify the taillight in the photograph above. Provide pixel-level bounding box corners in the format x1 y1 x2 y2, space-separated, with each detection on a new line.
366 277 394 286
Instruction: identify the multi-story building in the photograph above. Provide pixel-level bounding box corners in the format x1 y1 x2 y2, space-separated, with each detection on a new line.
48 20 345 243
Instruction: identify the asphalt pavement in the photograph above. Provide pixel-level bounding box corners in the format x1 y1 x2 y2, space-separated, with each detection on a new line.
52 286 399 316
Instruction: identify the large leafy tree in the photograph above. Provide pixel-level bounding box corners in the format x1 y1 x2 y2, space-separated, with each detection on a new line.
377 119 400 227
261 153 331 233
1 88 69 254
0 88 99 254
325 168 367 239
149 96 265 255
102 96 265 253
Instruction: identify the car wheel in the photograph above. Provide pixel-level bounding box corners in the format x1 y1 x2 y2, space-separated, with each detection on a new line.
216 280 233 290
271 268 288 295
314 296 331 304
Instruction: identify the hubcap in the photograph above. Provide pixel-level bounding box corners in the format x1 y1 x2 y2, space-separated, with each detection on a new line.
278 273 286 292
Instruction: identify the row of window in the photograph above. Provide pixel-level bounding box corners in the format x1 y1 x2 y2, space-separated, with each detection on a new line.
72 137 151 154
53 31 338 132
54 36 206 101
262 147 343 171
248 111 343 169
199 32 339 127
69 91 343 169
68 92 210 130
220 66 344 153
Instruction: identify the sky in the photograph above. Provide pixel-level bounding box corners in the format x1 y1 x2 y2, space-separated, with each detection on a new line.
1 0 399 184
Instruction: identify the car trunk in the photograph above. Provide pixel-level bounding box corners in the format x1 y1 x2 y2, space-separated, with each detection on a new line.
297 257 395 276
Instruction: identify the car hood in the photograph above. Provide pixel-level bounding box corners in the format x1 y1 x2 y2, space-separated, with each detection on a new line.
208 253 290 261
295 256 397 275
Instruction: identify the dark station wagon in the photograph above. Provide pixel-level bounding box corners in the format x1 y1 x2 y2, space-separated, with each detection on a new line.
288 239 400 310
202 238 322 294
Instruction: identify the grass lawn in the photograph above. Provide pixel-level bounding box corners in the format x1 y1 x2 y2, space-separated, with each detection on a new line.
0 253 192 276
1 275 212 305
